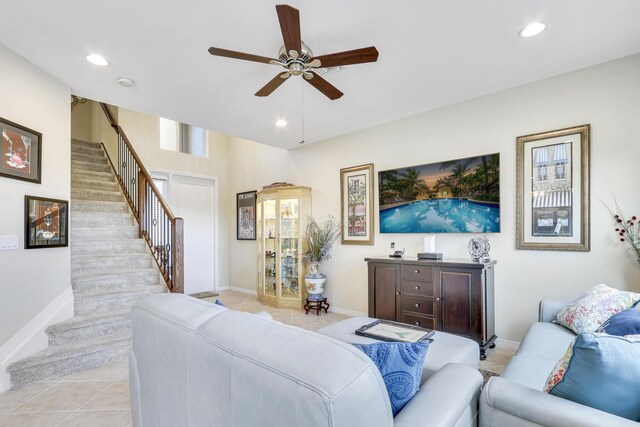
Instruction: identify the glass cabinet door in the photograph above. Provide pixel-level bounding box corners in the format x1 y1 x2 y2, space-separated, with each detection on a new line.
262 200 277 297
279 199 299 299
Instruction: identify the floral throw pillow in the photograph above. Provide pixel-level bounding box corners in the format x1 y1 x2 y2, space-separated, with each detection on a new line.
554 284 640 334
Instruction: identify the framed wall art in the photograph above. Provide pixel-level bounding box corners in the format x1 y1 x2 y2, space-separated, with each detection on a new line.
25 195 68 249
341 163 374 245
516 124 590 251
237 190 257 240
379 153 500 233
1 117 42 184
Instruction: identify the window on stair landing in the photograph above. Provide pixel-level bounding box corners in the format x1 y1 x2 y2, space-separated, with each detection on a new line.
159 118 208 158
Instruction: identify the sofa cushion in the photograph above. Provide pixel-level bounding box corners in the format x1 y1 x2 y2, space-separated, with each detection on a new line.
544 333 640 421
596 306 640 336
353 341 429 417
499 353 561 391
516 322 576 361
554 284 640 334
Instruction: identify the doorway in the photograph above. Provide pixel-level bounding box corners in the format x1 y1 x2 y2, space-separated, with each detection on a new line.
152 172 217 295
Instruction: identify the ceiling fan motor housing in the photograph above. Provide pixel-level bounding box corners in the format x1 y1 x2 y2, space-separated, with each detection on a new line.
278 42 313 76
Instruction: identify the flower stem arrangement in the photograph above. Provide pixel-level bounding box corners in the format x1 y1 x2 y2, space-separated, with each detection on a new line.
303 215 341 264
303 215 341 300
604 201 640 263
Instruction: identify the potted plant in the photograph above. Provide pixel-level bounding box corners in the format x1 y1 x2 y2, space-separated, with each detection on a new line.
303 215 341 300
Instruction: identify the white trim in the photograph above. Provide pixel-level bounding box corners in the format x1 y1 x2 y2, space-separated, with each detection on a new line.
329 306 367 317
0 287 74 393
495 337 520 351
225 286 258 296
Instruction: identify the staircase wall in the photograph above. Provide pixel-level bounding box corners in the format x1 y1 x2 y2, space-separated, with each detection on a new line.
0 42 73 379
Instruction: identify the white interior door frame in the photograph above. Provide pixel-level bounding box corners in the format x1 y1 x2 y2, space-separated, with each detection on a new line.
150 168 219 292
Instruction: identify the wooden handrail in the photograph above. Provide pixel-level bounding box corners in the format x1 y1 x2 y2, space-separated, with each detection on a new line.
99 102 184 293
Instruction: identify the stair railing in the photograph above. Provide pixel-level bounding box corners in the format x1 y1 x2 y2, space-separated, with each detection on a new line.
99 102 184 293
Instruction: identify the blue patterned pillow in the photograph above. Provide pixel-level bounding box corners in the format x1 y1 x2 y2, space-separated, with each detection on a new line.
596 307 640 336
353 341 429 416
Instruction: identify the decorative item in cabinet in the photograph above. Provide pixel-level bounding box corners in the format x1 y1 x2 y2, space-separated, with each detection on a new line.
257 185 311 308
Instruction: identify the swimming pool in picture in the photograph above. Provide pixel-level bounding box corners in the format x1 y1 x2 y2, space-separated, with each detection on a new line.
380 198 500 233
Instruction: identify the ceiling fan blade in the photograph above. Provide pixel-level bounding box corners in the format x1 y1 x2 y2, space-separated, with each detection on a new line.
276 5 301 57
255 72 290 97
304 72 343 100
208 47 276 64
311 46 379 68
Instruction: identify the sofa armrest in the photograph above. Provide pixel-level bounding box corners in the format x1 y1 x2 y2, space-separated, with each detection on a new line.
394 363 482 427
480 376 637 427
538 298 569 323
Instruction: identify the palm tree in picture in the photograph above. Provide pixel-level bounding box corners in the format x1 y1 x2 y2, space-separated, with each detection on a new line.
400 168 428 201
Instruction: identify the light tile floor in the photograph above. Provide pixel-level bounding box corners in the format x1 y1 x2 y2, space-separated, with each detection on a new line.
0 290 515 426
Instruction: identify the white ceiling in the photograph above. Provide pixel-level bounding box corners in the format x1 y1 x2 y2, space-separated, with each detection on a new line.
1 1 640 149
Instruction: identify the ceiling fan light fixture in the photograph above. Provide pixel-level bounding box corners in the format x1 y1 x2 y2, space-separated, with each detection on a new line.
275 119 287 127
86 54 110 66
518 22 546 38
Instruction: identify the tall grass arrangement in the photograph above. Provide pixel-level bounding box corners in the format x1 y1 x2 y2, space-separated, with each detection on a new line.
304 215 341 263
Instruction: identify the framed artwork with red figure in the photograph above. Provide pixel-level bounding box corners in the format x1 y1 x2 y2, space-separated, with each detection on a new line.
25 196 69 249
0 117 42 184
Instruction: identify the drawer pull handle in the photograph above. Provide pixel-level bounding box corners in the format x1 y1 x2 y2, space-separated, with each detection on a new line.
396 292 401 295
415 303 420 308
415 321 420 326
414 269 419 274
435 297 441 302
414 286 420 290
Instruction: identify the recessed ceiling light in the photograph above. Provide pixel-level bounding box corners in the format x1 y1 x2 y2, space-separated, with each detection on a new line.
117 77 135 87
518 22 546 38
275 119 287 127
86 54 110 66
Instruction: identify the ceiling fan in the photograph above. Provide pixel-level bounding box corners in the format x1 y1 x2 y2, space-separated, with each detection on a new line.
208 4 379 100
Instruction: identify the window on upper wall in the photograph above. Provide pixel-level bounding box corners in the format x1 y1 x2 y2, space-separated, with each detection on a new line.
159 118 208 158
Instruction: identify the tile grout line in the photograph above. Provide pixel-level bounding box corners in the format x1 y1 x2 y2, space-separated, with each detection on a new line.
53 378 118 427
8 380 60 413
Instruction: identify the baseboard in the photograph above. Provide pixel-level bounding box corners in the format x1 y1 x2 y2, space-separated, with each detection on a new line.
495 337 520 350
329 306 367 317
0 287 74 393
224 286 258 296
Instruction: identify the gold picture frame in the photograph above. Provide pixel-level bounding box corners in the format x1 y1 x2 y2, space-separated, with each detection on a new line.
516 124 590 251
340 163 374 245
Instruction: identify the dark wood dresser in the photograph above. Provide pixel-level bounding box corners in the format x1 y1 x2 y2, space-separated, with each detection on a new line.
365 257 497 359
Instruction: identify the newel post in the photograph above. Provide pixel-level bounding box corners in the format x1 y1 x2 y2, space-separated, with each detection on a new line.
172 218 184 293
137 172 146 238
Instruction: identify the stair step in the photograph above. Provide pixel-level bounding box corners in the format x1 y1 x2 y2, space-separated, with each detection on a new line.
71 211 134 227
46 310 131 345
71 188 124 202
71 151 108 164
72 253 153 275
72 268 164 292
71 177 120 192
7 331 132 389
71 159 112 173
71 200 129 214
72 171 115 184
71 238 146 255
72 138 102 150
72 225 138 240
71 144 104 157
74 286 166 316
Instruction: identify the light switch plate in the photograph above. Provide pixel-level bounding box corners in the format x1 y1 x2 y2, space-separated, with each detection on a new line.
0 235 19 250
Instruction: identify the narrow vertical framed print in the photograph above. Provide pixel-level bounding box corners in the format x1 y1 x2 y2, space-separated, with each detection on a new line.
341 163 374 245
516 124 590 251
237 190 257 240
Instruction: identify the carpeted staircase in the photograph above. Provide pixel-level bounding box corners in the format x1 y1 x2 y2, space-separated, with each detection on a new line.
6 139 167 389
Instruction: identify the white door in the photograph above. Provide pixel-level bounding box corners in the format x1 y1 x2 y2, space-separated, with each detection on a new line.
169 175 216 294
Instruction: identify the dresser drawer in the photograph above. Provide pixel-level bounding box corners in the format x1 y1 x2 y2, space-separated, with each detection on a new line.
401 280 434 297
401 313 435 330
401 265 433 282
401 295 434 316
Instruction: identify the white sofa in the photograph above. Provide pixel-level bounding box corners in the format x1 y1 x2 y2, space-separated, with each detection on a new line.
129 294 483 427
479 298 638 427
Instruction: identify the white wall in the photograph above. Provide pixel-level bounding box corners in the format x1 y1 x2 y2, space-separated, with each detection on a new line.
229 53 640 341
0 44 72 346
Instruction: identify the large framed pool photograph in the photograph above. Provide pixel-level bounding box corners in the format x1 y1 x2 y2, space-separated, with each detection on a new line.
379 153 500 233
